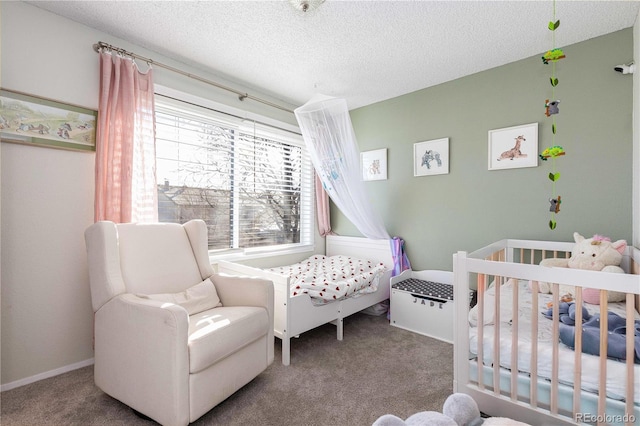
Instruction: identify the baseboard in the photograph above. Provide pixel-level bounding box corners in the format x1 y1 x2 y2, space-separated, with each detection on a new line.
0 358 94 392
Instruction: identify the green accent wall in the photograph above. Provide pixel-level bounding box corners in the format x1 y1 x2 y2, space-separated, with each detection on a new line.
334 29 634 271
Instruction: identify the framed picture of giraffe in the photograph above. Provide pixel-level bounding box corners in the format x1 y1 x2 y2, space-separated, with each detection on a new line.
413 137 449 177
488 122 538 171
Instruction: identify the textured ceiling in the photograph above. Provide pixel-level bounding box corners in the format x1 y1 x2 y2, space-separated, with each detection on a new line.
26 0 640 111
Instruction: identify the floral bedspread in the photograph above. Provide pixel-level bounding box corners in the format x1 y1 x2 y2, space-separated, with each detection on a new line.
268 255 386 304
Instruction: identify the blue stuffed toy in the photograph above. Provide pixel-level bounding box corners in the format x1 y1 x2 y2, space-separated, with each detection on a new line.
542 302 640 364
542 301 591 325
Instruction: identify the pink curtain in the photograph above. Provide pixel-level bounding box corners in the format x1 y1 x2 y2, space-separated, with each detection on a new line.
315 175 332 237
94 52 157 223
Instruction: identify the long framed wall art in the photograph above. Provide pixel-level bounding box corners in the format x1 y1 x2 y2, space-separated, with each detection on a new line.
0 88 97 152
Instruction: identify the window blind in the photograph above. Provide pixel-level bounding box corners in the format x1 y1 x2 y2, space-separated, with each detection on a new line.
155 96 313 252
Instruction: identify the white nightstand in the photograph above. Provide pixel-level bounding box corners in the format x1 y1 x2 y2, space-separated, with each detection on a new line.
390 269 454 343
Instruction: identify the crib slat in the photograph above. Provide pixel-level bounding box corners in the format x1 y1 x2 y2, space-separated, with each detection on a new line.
477 273 485 390
625 292 634 426
597 290 608 423
493 275 501 395
550 283 560 414
510 278 518 402
530 280 539 408
572 287 583 416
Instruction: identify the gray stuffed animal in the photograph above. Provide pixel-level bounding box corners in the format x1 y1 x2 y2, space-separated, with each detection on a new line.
372 393 530 426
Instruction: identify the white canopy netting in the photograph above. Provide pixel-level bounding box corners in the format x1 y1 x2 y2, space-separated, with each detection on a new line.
294 95 410 275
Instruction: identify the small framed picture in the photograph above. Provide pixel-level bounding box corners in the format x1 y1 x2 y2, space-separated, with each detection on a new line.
488 122 538 171
361 148 387 181
414 138 449 176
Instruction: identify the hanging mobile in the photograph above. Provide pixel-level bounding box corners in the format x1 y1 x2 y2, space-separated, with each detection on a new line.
541 0 566 230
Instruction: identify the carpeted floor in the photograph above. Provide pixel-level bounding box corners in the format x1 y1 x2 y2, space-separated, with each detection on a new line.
1 312 454 425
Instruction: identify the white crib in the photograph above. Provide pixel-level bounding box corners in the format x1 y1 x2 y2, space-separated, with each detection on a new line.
453 239 639 426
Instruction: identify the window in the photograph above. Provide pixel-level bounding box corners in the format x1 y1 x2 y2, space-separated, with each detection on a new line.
155 93 313 255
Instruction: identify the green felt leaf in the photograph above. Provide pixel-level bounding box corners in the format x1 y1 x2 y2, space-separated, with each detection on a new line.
549 220 557 230
552 124 556 134
548 172 555 181
550 77 559 87
554 172 560 180
548 20 560 30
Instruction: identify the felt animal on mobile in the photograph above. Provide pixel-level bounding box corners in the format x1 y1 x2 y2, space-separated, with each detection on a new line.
531 232 628 304
549 196 561 213
542 48 565 64
421 150 442 169
540 145 565 161
545 99 560 116
496 135 528 161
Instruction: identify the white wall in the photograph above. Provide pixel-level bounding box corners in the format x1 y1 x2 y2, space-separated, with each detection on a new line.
0 1 313 388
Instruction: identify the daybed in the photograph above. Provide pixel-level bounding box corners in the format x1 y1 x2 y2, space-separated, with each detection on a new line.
453 239 639 426
217 234 394 365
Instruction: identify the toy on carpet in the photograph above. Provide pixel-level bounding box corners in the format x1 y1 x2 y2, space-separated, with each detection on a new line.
532 232 627 304
372 393 530 426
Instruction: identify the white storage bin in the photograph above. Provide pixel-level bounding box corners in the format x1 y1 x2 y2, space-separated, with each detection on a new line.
390 269 454 343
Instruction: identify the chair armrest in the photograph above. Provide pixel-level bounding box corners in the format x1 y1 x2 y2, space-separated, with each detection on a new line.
211 274 275 364
94 294 190 426
211 273 273 310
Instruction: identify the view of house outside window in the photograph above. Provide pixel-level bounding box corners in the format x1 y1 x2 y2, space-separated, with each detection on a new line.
155 95 313 252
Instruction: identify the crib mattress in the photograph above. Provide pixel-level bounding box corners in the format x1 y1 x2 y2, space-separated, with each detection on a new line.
468 279 640 404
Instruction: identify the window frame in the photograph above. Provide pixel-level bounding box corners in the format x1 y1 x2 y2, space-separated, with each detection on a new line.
154 85 315 262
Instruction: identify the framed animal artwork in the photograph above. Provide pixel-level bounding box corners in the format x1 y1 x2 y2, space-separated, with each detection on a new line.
0 88 97 152
413 138 449 177
488 122 538 171
361 148 388 181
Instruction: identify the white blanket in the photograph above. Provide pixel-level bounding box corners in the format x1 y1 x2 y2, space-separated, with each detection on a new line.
268 255 386 304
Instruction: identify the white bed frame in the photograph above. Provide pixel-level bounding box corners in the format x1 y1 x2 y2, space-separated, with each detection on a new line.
217 235 394 366
453 239 640 426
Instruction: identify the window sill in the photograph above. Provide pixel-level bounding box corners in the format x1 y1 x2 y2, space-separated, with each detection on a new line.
208 243 315 264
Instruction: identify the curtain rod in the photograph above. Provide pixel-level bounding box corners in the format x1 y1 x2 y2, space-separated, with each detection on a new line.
93 41 295 114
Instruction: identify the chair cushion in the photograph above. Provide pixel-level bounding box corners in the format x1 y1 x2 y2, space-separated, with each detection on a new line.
136 277 222 315
187 306 268 373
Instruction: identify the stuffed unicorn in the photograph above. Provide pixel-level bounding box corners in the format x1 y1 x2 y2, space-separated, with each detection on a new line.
533 232 627 304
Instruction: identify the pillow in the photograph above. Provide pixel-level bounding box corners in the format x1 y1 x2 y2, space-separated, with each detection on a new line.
468 279 515 327
137 277 222 315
